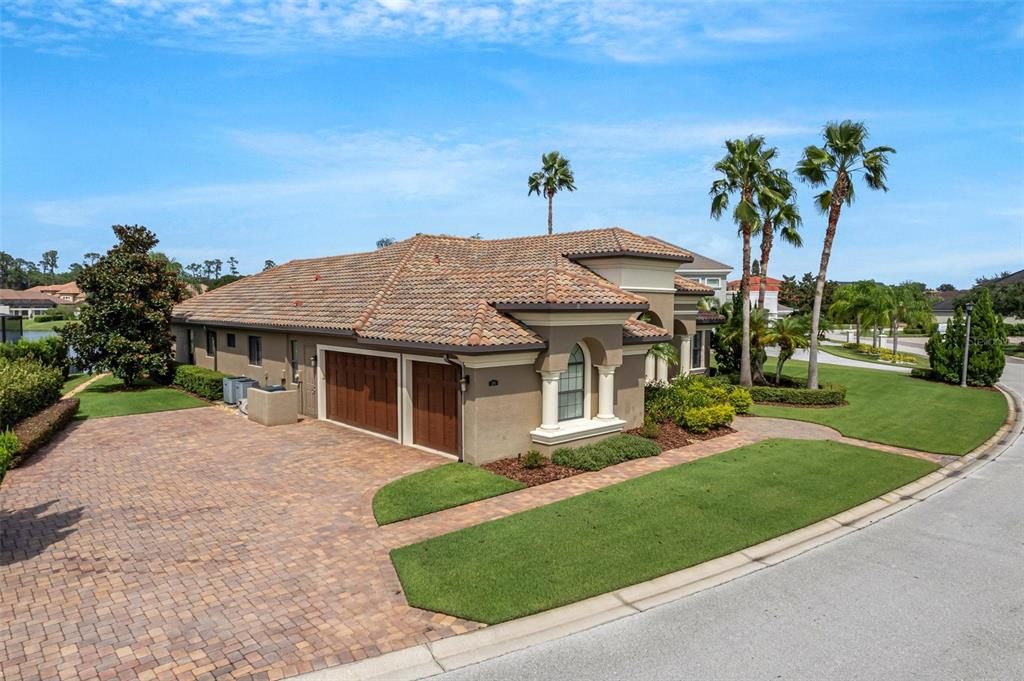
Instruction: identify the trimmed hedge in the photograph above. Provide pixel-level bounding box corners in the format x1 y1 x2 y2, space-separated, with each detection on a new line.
552 434 661 472
748 383 847 406
683 403 735 433
10 398 79 468
645 375 748 429
0 429 16 482
910 367 941 382
172 364 229 401
0 358 63 430
0 336 70 378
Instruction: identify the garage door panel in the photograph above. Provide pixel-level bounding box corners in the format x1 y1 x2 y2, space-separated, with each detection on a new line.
412 361 459 455
324 351 398 437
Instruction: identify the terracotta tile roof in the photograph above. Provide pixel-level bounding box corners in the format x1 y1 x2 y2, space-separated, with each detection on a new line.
173 228 691 350
0 289 59 306
674 275 714 295
696 310 727 325
728 276 782 292
623 317 672 344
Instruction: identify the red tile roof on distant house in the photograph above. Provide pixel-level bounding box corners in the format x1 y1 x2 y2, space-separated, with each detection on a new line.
0 289 59 306
173 228 689 351
727 276 782 292
696 310 727 325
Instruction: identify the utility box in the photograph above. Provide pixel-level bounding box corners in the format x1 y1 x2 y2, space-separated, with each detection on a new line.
236 378 259 402
246 387 298 427
222 376 245 404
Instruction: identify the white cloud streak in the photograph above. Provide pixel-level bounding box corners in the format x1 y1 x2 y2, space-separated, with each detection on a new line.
2 0 836 61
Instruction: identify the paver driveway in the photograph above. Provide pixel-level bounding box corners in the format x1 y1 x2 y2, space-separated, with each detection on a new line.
0 407 480 681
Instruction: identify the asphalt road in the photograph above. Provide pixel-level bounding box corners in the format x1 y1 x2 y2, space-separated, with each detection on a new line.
436 363 1024 681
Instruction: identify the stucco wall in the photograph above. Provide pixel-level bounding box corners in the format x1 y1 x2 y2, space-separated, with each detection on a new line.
462 363 542 465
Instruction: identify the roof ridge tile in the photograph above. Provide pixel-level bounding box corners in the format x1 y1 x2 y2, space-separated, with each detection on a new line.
352 236 420 332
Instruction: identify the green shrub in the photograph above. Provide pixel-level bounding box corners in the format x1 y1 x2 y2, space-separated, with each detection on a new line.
748 384 846 406
172 364 229 400
552 434 661 472
644 380 683 423
522 450 545 469
0 358 63 429
0 428 17 482
1004 322 1024 336
927 288 1006 387
0 336 70 378
910 367 940 381
682 403 735 433
10 398 79 467
638 417 660 439
727 387 753 414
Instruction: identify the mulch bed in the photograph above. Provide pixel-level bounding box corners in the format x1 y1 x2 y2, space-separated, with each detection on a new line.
626 421 735 451
483 457 582 487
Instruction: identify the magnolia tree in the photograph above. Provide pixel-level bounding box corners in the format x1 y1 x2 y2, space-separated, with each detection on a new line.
62 225 186 387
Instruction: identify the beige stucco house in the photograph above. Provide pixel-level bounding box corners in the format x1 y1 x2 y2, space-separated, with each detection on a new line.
171 228 722 465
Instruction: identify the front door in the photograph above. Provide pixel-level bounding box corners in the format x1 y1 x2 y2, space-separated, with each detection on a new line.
411 361 460 455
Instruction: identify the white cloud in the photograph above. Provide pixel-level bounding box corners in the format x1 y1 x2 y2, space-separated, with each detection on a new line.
2 0 837 61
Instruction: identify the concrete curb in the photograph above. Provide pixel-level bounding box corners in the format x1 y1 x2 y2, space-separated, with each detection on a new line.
293 383 1022 681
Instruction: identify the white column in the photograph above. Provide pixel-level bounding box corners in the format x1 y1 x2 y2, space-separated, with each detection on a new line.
538 370 561 430
596 365 616 420
644 352 656 383
681 335 693 376
655 357 669 383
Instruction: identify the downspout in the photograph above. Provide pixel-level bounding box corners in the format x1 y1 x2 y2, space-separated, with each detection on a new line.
443 354 467 463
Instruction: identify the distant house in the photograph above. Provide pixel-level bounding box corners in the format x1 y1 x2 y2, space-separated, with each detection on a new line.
726 276 792 319
931 290 961 330
675 251 732 303
25 281 84 305
0 289 58 318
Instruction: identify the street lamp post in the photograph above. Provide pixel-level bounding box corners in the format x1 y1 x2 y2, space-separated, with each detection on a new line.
960 301 975 388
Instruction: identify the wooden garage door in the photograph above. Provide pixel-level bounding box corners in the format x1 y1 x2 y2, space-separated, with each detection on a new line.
324 351 398 437
412 361 460 455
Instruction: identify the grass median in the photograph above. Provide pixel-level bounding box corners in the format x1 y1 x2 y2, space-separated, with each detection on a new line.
751 359 1006 455
374 463 525 524
392 439 936 624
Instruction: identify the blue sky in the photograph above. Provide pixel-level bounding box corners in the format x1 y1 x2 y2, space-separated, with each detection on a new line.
2 0 1022 287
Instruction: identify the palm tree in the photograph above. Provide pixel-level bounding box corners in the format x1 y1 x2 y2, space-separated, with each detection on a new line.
862 282 893 349
796 121 895 389
830 281 876 345
764 315 810 384
889 283 933 355
755 170 802 309
528 151 576 235
710 135 778 387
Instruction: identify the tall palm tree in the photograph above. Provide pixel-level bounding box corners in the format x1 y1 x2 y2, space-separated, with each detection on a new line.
528 151 576 235
889 283 933 355
829 281 874 345
796 121 895 389
710 135 777 387
755 170 802 309
862 282 893 349
763 315 810 385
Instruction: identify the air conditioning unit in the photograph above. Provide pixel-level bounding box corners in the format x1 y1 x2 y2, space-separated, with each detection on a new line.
222 376 245 405
236 378 260 402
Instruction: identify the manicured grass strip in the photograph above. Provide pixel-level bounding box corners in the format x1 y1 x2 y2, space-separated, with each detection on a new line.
392 439 937 624
21 318 67 331
374 463 526 525
61 373 92 395
751 359 1006 455
75 375 206 420
820 343 930 369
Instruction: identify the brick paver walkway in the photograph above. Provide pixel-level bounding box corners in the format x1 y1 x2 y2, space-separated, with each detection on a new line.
0 407 950 681
1 409 480 681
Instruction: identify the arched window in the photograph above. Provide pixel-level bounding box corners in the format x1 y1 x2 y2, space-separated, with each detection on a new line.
558 344 586 421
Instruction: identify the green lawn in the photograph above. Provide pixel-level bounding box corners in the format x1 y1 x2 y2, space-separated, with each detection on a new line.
751 359 1006 455
22 318 67 331
820 343 930 369
392 439 937 624
75 375 207 420
374 463 525 525
61 373 93 394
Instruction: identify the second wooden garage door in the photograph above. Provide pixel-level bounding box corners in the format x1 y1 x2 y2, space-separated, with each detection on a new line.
324 351 398 437
412 361 460 455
